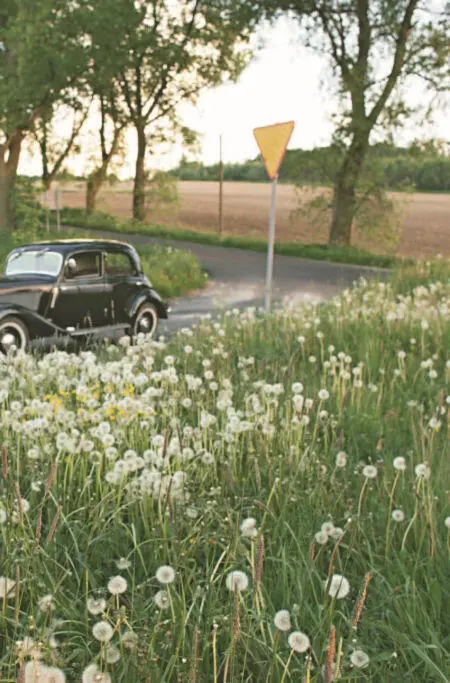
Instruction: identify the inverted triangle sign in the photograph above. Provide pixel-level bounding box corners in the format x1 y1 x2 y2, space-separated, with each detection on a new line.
253 121 295 180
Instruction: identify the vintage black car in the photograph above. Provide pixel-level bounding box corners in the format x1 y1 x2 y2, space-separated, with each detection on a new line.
0 239 170 353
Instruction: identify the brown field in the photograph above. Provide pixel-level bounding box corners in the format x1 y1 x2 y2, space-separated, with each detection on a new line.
58 181 450 258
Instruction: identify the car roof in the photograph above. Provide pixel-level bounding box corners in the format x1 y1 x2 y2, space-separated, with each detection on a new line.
13 239 136 254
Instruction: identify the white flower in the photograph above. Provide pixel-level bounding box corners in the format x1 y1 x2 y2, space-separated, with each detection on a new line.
226 570 249 592
240 517 258 538
154 590 170 610
335 451 347 468
92 620 114 642
105 646 121 664
25 662 66 683
393 457 407 472
0 577 16 599
87 597 107 615
350 649 370 668
116 557 131 570
362 465 377 479
415 463 431 479
156 565 176 585
315 530 328 545
445 517 450 529
392 509 405 522
274 610 291 631
38 594 55 612
288 630 310 653
321 521 334 536
107 575 128 595
326 574 350 599
0 508 6 523
121 630 138 650
82 664 111 683
318 389 329 400
292 382 303 394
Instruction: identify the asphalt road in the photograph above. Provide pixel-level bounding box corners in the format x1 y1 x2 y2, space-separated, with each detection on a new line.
81 229 391 334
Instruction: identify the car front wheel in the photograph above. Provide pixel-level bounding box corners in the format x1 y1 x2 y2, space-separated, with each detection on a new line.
132 303 159 339
0 316 29 354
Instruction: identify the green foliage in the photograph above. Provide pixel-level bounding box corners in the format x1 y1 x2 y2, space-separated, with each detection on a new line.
173 142 450 192
145 172 181 215
8 177 46 241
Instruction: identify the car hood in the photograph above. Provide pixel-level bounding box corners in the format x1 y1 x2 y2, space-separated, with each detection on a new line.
0 275 56 313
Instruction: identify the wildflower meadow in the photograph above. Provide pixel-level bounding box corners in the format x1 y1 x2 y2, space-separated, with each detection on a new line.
0 260 448 682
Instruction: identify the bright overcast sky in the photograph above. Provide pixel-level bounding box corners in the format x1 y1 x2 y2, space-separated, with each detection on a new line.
20 17 449 177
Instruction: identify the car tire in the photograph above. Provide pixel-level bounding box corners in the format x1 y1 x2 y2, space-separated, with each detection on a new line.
131 303 159 339
0 316 29 354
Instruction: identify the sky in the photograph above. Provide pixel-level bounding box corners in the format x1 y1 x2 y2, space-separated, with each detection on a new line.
19 17 449 178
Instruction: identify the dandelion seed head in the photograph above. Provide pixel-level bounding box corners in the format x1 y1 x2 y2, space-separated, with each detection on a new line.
274 609 291 631
156 565 176 584
350 649 370 668
392 509 405 522
362 465 377 479
92 620 114 642
335 451 347 468
87 597 106 615
225 570 249 592
154 590 170 610
393 456 407 471
288 630 310 653
107 575 127 595
326 574 350 599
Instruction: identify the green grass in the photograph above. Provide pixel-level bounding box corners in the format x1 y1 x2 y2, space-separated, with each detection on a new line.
0 259 448 682
0 230 207 299
54 207 402 269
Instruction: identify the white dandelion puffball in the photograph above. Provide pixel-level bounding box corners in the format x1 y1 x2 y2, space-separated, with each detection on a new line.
121 630 138 650
415 463 431 479
445 517 450 529
288 630 310 653
314 530 329 545
326 574 350 599
155 565 176 585
393 456 407 472
107 575 128 595
362 465 377 479
335 451 347 468
82 664 112 683
0 577 16 599
92 620 114 642
392 509 405 522
318 389 329 401
154 590 170 610
105 646 121 664
38 594 55 612
274 610 291 632
116 557 131 570
226 570 249 592
350 649 370 668
25 662 66 683
240 517 258 538
87 597 107 615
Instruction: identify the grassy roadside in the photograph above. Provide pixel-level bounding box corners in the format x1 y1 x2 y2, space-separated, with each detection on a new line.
0 230 207 299
54 207 403 269
0 259 448 681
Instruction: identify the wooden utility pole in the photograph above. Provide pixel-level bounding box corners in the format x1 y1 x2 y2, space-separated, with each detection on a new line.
218 135 224 238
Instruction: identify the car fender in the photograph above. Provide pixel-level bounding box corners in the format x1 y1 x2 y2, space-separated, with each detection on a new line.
0 304 66 339
127 289 169 320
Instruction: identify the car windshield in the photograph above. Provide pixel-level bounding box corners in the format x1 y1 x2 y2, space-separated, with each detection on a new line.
5 250 63 277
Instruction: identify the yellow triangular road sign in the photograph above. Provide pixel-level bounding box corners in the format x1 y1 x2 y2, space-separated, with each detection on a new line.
253 121 295 180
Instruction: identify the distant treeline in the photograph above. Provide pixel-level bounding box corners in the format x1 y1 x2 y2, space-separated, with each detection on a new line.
170 141 450 192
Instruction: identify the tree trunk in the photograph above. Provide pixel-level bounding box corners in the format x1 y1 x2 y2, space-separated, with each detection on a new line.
0 132 23 231
133 124 146 222
329 134 370 247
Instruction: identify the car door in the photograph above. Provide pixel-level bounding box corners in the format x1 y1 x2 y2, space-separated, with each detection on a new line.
53 251 107 329
104 249 139 324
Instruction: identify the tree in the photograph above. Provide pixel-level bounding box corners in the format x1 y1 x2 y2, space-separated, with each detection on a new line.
0 1 87 230
258 0 449 246
80 0 257 222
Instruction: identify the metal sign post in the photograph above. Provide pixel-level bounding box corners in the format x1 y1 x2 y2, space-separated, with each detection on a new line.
265 175 277 312
253 121 295 312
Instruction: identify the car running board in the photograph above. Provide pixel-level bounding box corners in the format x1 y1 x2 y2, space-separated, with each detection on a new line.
68 323 130 337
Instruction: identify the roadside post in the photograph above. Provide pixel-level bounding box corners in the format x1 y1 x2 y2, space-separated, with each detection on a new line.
253 121 295 312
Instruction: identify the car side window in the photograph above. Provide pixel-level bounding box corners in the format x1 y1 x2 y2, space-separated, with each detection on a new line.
105 251 136 276
65 252 102 279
